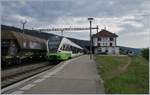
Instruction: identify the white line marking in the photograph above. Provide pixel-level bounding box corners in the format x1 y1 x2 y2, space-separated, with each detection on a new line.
33 79 45 83
46 73 55 76
42 61 69 79
43 75 50 78
20 84 35 90
11 90 24 94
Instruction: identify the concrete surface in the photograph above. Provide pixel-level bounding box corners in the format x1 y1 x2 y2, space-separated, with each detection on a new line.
2 55 105 94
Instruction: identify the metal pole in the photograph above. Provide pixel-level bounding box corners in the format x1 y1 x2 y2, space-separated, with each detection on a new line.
96 25 98 34
88 17 94 60
96 25 99 55
61 30 63 37
90 20 92 59
21 20 27 34
22 23 25 34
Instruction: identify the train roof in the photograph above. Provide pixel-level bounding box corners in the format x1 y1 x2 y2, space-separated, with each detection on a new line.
1 29 47 49
58 37 83 50
12 32 46 49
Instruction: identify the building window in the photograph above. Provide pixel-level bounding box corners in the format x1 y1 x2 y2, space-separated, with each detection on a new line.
98 37 101 41
98 43 101 47
110 43 112 46
105 50 108 53
110 38 113 41
98 49 101 53
107 43 109 46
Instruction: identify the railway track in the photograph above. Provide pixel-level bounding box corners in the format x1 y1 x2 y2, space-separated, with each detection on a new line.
1 62 57 88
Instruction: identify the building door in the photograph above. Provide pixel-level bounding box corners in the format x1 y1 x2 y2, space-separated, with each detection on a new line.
110 43 112 46
105 50 108 54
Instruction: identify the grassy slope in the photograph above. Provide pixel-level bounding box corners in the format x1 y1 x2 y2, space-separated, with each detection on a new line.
95 55 149 94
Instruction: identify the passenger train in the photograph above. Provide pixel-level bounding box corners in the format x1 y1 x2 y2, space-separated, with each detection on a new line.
47 36 83 61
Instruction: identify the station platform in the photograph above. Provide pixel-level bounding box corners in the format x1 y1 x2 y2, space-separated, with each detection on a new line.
2 55 104 94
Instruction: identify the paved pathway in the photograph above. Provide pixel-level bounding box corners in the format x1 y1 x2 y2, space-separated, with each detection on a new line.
3 55 104 94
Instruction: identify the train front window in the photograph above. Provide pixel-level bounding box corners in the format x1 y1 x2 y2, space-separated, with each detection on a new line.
48 36 62 52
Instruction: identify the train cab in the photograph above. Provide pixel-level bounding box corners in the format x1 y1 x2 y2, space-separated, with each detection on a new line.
47 36 83 61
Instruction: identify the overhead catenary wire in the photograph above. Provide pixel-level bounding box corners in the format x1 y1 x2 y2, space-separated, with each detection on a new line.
34 26 99 36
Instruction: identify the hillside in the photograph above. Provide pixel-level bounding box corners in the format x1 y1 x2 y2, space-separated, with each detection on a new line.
1 25 142 54
1 25 90 49
119 46 142 55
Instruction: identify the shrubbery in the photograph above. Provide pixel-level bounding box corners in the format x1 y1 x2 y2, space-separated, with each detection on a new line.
141 48 149 61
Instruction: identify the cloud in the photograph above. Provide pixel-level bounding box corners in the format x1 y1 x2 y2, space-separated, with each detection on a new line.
19 0 27 5
123 21 144 28
12 14 34 22
1 0 149 48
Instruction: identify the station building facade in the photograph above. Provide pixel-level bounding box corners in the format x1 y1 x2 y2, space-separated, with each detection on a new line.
92 29 119 54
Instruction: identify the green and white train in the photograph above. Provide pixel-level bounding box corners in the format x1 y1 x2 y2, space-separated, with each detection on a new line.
47 36 83 61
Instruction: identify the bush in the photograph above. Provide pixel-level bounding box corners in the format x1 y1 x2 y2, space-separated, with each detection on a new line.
141 48 149 61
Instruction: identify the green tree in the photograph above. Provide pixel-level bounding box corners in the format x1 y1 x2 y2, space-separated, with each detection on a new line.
141 48 149 61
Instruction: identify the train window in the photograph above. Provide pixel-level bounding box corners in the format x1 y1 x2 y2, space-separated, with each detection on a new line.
63 44 66 50
48 40 60 52
72 46 77 53
63 45 65 50
65 45 68 50
66 44 70 51
68 45 71 51
47 37 62 52
60 43 82 53
60 46 63 50
61 44 71 51
61 44 66 51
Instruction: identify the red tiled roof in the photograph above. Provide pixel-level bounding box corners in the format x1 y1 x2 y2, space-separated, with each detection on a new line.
93 29 118 37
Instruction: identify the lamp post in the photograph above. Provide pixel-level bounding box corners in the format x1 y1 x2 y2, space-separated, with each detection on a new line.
88 18 94 59
21 20 27 34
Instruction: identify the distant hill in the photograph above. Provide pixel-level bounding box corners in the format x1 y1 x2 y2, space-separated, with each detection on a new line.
119 46 142 55
1 24 89 49
1 24 56 40
2 25 142 54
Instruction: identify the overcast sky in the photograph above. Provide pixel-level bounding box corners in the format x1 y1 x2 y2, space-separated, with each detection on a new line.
1 0 150 48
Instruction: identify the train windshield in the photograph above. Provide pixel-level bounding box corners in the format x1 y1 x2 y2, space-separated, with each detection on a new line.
48 36 62 53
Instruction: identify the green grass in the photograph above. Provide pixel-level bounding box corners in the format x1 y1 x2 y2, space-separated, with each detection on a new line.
95 55 149 94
